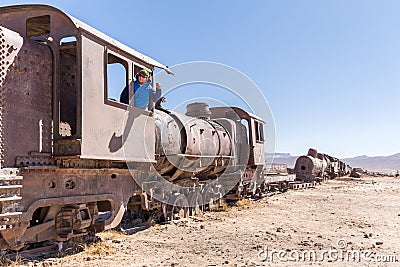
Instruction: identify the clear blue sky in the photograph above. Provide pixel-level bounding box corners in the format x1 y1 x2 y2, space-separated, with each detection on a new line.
2 0 399 158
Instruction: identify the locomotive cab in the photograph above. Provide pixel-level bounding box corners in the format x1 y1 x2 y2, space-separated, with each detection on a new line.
209 107 265 167
0 4 172 166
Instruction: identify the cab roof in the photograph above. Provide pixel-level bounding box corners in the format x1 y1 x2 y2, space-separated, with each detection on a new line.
0 4 173 74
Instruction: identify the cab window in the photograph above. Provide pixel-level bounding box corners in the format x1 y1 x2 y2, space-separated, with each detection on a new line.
26 15 51 38
255 121 264 142
106 53 128 102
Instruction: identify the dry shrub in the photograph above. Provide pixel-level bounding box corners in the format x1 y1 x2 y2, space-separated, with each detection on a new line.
218 200 229 211
98 230 124 240
84 241 116 256
234 199 252 207
209 199 230 212
0 256 19 267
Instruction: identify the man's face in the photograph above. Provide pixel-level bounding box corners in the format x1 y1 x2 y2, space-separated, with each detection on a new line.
138 74 148 84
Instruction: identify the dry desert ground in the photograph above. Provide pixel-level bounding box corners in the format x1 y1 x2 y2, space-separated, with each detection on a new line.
8 176 400 267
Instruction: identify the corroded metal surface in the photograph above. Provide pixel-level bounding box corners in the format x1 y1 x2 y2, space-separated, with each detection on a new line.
295 148 352 181
0 26 52 167
185 102 212 119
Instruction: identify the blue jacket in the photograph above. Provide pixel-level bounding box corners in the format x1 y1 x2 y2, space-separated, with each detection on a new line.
119 80 153 109
134 80 152 109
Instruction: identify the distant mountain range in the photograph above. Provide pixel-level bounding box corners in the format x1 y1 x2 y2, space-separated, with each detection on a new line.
341 153 400 172
265 153 297 168
266 153 400 172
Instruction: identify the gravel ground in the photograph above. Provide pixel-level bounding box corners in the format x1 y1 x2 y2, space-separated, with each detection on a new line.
14 176 400 266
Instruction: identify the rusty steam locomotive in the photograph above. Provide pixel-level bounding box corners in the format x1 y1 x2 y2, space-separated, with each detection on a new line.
0 4 279 250
294 148 352 182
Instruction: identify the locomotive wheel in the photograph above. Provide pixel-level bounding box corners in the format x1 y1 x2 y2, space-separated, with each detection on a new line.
188 190 204 216
164 193 189 221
